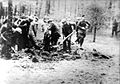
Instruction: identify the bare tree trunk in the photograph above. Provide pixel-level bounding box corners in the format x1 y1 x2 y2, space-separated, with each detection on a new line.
29 5 31 16
92 0 97 42
14 5 17 16
35 0 38 16
93 25 97 42
38 0 43 18
0 2 4 19
5 7 7 17
2 0 13 59
45 0 50 16
0 2 2 19
21 5 25 14
8 0 13 29
89 21 94 32
48 0 50 15
110 0 113 29
19 4 22 16
77 0 80 16
81 3 83 15
119 0 120 9
52 0 55 15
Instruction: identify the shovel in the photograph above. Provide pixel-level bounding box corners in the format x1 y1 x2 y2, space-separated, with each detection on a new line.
52 30 76 48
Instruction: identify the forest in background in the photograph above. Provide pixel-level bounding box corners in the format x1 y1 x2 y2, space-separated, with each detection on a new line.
0 1 119 84
0 0 120 20
0 0 120 42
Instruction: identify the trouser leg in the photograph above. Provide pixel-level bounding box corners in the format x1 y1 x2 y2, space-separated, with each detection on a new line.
112 30 114 37
79 34 86 47
115 30 117 37
68 39 71 52
44 44 50 51
51 39 55 45
32 25 37 37
63 40 67 51
24 35 29 48
79 38 84 47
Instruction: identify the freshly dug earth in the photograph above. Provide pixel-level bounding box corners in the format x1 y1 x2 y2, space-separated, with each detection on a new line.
0 29 119 84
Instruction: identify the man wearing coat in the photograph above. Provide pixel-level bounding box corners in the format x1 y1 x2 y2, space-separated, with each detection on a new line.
62 19 73 53
76 15 90 49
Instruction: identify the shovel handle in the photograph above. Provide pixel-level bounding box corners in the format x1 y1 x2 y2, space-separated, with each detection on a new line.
60 30 76 44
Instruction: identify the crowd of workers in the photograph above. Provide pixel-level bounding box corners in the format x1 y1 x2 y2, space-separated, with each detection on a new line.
0 14 118 59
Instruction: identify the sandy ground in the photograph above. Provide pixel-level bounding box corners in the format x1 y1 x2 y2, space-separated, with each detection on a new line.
0 28 119 84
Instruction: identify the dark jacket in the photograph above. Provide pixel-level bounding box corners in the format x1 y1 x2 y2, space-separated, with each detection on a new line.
76 20 90 33
49 22 60 39
77 20 90 28
112 21 118 31
49 23 58 34
62 23 73 37
19 20 31 36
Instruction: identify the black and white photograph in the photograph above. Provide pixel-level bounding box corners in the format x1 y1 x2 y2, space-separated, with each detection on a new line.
0 0 120 84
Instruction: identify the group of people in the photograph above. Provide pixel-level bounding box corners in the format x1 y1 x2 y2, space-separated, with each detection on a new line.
42 16 119 54
0 15 39 59
43 15 90 53
43 19 61 51
0 14 91 59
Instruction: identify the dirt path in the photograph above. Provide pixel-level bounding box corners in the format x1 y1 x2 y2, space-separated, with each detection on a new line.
0 29 119 84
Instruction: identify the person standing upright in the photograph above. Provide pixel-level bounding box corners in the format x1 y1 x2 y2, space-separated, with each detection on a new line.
48 19 60 46
76 15 90 49
112 19 118 37
62 18 73 53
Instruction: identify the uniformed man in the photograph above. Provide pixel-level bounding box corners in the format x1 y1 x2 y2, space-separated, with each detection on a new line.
62 18 73 53
48 19 60 46
18 17 33 49
112 19 118 37
31 16 39 37
43 29 51 52
76 15 90 49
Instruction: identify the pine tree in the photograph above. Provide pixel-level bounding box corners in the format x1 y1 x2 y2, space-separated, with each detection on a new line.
8 0 13 29
86 2 105 42
0 2 4 19
2 0 13 59
45 0 50 16
14 5 17 16
29 5 31 16
35 0 38 16
38 0 43 18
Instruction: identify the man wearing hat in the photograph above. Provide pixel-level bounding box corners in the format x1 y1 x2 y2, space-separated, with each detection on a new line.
18 17 33 49
48 19 60 46
62 18 73 53
76 15 90 49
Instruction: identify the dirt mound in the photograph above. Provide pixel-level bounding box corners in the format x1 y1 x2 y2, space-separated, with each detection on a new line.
8 46 112 64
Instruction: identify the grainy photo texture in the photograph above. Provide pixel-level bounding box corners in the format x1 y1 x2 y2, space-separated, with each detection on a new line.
0 0 120 84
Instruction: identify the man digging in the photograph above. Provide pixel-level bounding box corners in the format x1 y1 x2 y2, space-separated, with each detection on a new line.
62 18 73 53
